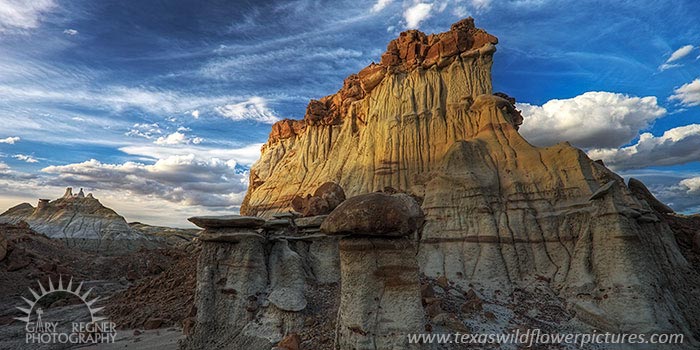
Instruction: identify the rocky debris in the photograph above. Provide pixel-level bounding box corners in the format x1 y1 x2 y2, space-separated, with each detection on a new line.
628 177 675 214
328 194 426 349
695 232 700 253
291 182 346 217
187 215 266 229
0 188 148 250
321 192 424 237
105 247 196 330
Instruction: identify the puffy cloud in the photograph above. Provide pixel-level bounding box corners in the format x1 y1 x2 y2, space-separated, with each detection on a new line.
13 154 38 163
404 3 433 29
669 78 700 107
191 110 200 119
125 123 163 139
371 0 393 12
0 136 21 144
666 45 695 63
518 91 667 149
154 131 203 145
215 97 280 124
41 155 249 208
62 28 78 36
588 124 700 170
680 176 700 194
0 0 56 32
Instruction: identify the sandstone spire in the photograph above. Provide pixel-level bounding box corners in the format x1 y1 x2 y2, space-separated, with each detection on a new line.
62 187 73 198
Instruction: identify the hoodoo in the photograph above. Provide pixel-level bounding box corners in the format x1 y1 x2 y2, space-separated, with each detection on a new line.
239 17 700 346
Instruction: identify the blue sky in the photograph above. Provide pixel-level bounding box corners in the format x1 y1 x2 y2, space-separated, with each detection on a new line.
1 0 699 226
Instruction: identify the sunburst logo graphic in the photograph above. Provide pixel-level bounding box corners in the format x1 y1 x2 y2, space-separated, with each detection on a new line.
15 276 117 345
15 276 106 324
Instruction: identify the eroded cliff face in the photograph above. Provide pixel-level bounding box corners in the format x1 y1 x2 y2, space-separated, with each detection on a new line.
241 18 700 342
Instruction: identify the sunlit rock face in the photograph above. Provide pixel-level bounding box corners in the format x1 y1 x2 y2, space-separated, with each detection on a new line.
241 18 700 342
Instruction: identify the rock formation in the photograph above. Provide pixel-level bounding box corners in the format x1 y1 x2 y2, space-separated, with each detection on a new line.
182 214 341 349
0 188 149 251
239 17 700 346
323 192 426 349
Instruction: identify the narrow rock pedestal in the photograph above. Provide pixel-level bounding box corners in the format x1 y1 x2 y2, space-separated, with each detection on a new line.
322 193 427 350
181 215 270 349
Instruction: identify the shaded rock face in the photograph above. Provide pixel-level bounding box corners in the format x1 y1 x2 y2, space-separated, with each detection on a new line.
0 188 143 245
182 215 341 349
240 18 700 342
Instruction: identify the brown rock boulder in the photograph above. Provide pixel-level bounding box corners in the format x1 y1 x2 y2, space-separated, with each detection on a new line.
320 192 424 237
313 182 346 209
277 333 301 350
291 182 346 217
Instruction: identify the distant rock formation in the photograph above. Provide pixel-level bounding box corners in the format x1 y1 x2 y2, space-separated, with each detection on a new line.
240 17 700 346
0 188 144 245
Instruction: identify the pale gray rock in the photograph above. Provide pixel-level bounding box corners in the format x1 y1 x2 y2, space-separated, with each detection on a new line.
268 240 307 312
0 189 143 243
294 215 327 228
336 238 426 349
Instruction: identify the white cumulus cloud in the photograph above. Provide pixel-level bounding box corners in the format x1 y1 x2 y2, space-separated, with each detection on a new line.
191 110 200 119
588 124 700 170
404 3 433 29
680 176 700 194
62 28 78 35
0 136 21 144
215 97 280 124
670 78 700 107
518 91 667 149
154 131 203 145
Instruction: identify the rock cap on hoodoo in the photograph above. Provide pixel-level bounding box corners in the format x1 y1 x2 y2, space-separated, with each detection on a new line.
320 192 423 237
188 215 266 229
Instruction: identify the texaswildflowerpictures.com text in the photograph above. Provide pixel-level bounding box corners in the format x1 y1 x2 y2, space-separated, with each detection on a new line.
407 329 684 347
